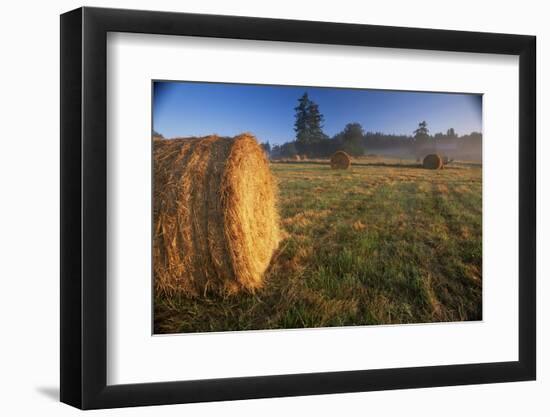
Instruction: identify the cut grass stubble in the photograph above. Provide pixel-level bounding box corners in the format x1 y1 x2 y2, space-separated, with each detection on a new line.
155 160 482 333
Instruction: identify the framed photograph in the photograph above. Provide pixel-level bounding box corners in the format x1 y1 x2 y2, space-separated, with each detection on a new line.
60 6 536 409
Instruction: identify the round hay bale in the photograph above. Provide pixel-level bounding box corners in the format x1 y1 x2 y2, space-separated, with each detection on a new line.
300 154 308 161
422 154 443 170
330 151 351 169
442 155 454 166
291 154 301 161
153 134 281 296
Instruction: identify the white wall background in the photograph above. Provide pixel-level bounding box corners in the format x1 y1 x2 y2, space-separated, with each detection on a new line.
0 0 546 415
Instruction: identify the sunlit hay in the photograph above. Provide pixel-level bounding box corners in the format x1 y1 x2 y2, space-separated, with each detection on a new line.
460 225 471 239
153 134 281 297
455 185 470 194
352 220 367 231
283 209 331 229
417 182 431 193
291 154 301 161
422 154 443 170
300 154 308 161
330 151 351 169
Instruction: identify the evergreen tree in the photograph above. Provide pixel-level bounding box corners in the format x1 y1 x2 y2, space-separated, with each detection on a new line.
294 93 310 143
414 121 430 139
261 141 271 155
446 128 457 139
280 141 298 157
305 101 328 142
294 93 328 152
413 121 431 160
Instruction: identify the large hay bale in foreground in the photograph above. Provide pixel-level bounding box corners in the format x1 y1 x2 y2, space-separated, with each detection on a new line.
153 134 281 296
330 151 351 169
423 153 443 170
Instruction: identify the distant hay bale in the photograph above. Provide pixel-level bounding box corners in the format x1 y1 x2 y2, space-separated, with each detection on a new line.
153 134 281 296
423 154 443 170
330 151 351 169
291 154 301 161
441 156 454 166
300 154 308 161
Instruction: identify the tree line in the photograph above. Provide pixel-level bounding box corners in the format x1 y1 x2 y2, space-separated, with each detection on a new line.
265 93 482 161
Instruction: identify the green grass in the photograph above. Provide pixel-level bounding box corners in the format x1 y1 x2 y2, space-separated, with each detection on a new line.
154 160 482 333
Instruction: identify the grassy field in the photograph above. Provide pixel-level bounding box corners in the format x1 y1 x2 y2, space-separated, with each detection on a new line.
154 158 482 333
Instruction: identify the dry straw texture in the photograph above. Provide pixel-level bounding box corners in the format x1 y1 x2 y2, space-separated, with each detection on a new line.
330 151 351 169
153 134 281 296
423 153 443 170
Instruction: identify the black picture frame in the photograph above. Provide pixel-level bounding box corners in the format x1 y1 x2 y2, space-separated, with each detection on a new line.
60 6 536 410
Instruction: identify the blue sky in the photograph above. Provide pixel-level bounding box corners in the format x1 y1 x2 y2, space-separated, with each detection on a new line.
153 81 482 145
